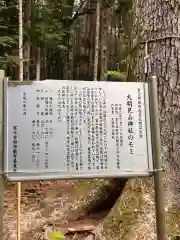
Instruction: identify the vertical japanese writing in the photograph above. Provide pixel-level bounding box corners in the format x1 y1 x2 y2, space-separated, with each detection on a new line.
79 88 83 126
65 86 70 169
7 81 152 181
56 85 108 171
119 105 123 146
78 88 83 170
87 88 91 170
22 92 27 116
137 88 143 138
35 88 53 116
87 87 108 170
70 86 75 169
12 125 18 172
44 96 53 116
32 120 40 167
57 89 62 122
31 119 53 168
62 86 66 109
127 94 134 155
32 142 40 167
36 90 44 116
102 90 108 169
66 114 70 170
111 104 123 169
64 86 84 171
91 87 96 170
45 140 49 169
33 88 54 168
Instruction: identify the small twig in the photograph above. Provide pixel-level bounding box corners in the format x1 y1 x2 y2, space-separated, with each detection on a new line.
72 232 77 240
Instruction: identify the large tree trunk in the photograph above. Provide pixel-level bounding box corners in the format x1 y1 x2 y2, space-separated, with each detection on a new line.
131 0 180 210
94 0 180 239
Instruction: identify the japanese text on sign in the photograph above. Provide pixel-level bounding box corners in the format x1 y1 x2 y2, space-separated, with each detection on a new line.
4 80 153 181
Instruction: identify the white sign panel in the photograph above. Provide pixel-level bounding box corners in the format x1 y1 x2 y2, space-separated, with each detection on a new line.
4 80 153 181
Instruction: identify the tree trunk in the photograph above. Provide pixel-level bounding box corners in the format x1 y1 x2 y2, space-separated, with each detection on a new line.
23 0 31 81
100 6 108 81
36 47 41 81
62 0 74 80
93 0 100 81
132 0 180 209
19 0 23 82
88 0 95 79
94 0 180 239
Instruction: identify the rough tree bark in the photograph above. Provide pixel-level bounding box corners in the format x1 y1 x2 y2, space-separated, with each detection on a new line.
94 0 180 239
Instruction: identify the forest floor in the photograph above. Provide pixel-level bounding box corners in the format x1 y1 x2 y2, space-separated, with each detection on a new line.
4 180 108 240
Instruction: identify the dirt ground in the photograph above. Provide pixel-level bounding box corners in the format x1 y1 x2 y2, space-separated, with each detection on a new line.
4 180 107 240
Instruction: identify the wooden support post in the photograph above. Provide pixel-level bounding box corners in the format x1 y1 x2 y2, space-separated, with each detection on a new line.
17 182 21 240
0 70 5 240
149 75 166 240
17 0 23 238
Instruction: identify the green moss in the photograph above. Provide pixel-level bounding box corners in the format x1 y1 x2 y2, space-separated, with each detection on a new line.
105 70 127 81
73 179 102 196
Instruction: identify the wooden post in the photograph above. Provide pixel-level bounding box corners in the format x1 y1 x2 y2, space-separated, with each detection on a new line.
17 0 23 238
17 182 21 240
149 75 166 240
0 70 5 240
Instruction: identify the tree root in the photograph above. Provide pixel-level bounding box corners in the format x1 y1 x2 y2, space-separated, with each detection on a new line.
94 178 180 240
5 179 126 239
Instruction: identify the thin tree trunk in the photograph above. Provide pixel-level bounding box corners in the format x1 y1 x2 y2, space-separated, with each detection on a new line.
41 47 47 80
19 0 23 82
88 0 95 78
36 47 41 81
93 0 100 81
100 6 108 81
76 18 81 80
18 0 23 239
23 0 31 80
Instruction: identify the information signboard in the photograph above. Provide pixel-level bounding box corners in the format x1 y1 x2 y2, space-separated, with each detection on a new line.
4 79 153 181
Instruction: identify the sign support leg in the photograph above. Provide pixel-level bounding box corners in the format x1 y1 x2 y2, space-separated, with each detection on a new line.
149 75 166 240
0 70 5 240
